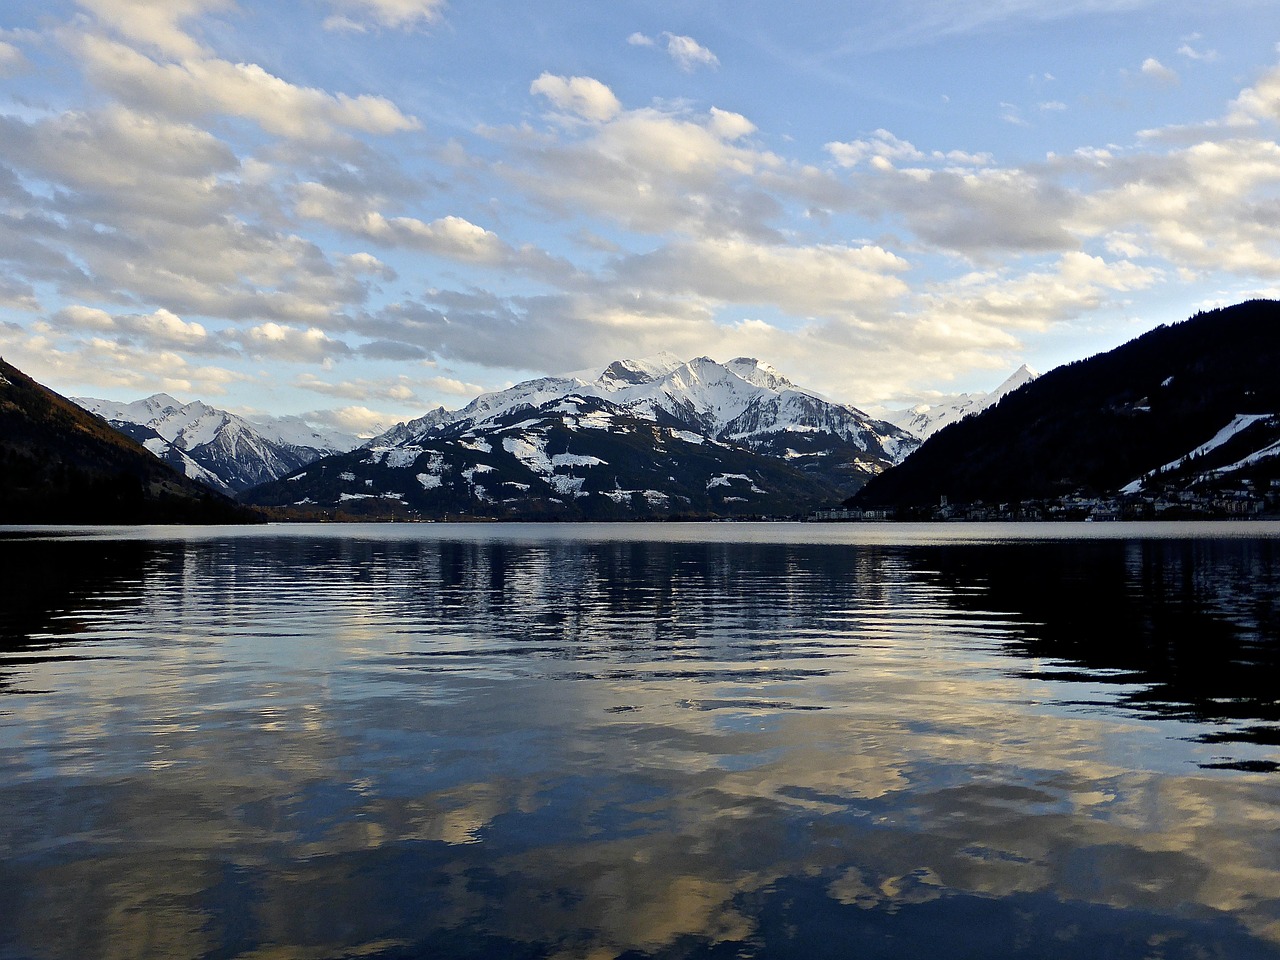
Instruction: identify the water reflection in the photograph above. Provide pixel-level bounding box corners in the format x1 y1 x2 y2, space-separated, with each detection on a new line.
0 526 1278 959
916 539 1280 759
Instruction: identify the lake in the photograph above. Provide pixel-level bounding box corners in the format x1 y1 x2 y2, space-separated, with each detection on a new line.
1 521 1279 959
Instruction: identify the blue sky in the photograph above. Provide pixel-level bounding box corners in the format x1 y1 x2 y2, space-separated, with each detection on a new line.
3 0 1280 434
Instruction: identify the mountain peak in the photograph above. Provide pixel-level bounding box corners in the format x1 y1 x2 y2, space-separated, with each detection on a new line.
725 357 796 392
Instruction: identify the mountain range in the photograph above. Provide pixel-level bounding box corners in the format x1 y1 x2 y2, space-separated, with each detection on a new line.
241 354 917 519
882 364 1038 441
0 358 253 524
854 299 1280 513
73 395 356 494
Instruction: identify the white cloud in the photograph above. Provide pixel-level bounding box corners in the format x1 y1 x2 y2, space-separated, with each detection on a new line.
0 39 29 75
1227 64 1280 125
324 0 445 31
239 323 353 362
826 130 924 168
627 32 655 47
0 324 245 396
72 32 420 140
662 33 719 72
530 73 622 123
74 0 230 59
52 305 212 349
613 238 911 316
1141 57 1179 85
300 405 395 438
1177 41 1217 62
500 99 786 238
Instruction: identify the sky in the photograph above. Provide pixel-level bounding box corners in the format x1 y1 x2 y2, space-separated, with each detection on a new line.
3 0 1280 435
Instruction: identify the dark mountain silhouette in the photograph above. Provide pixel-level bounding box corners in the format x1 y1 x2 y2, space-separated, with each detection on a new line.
0 358 258 524
853 300 1280 510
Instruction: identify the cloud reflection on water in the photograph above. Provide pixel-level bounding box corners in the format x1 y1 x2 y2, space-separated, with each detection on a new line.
0 528 1278 959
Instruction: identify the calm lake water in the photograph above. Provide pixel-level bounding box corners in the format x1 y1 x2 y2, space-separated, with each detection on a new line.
2 521 1279 960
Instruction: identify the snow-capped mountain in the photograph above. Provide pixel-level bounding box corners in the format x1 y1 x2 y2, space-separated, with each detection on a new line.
885 364 1038 441
244 393 852 519
368 353 916 485
75 394 358 493
245 354 917 519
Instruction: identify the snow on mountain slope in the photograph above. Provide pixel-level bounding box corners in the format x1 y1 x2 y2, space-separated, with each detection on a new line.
1120 413 1279 494
244 393 851 519
370 354 914 472
886 364 1038 441
352 354 916 505
76 394 357 493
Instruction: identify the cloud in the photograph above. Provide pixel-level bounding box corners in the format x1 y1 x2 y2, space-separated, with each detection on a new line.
612 238 911 316
662 33 719 72
1068 137 1280 276
498 97 787 239
826 130 924 169
1140 57 1179 85
238 323 353 362
297 372 421 403
52 304 215 350
74 0 231 59
0 322 246 396
848 164 1078 255
627 32 719 71
530 73 622 123
71 32 420 141
1177 40 1217 63
299 404 395 438
999 102 1029 127
292 182 577 281
323 0 446 31
1227 63 1280 125
0 39 29 76
0 106 388 327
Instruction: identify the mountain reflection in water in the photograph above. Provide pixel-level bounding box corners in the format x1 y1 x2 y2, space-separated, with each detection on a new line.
0 523 1278 960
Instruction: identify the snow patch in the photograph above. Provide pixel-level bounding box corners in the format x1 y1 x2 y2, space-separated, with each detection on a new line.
417 473 443 490
547 474 587 497
456 437 492 453
667 429 706 445
1123 414 1274 492
339 471 356 482
504 434 552 474
552 452 607 468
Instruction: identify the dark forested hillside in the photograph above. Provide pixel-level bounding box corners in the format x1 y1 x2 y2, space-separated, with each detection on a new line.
853 300 1280 510
0 358 257 524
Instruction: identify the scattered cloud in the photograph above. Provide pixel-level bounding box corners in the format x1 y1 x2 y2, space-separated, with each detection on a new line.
323 0 446 31
69 32 420 141
1177 36 1218 62
238 322 353 362
662 33 719 72
826 130 923 169
999 102 1029 127
530 72 622 123
1140 57 1179 85
628 31 719 71
0 39 30 75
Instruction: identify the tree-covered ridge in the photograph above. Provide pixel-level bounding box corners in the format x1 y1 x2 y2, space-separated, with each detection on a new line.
0 358 257 524
854 300 1280 510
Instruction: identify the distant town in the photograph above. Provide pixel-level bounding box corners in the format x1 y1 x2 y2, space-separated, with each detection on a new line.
814 479 1280 522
